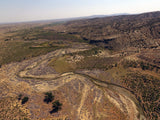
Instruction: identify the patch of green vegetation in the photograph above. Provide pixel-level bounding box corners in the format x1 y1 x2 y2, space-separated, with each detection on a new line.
21 97 29 104
18 94 23 101
35 30 82 42
49 56 76 73
0 23 88 66
50 100 62 114
44 92 54 104
0 41 64 65
12 26 85 43
43 92 62 114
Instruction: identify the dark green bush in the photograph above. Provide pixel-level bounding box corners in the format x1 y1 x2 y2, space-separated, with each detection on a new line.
44 92 54 104
50 100 62 113
18 94 22 100
22 97 29 104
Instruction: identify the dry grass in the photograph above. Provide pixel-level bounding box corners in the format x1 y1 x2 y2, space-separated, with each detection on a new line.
49 56 76 73
0 97 30 120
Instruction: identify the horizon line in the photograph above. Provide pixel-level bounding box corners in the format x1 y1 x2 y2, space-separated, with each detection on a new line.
0 11 159 25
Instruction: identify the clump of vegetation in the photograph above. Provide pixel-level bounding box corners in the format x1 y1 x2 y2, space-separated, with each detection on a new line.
0 41 64 65
17 94 29 104
44 92 54 104
43 92 62 113
18 94 23 100
50 100 62 114
0 23 86 66
14 27 84 42
21 97 29 104
35 30 83 42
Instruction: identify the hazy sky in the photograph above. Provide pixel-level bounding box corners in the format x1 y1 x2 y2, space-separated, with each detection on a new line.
0 0 160 23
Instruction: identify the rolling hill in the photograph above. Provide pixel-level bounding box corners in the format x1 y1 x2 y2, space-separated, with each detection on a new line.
50 11 160 50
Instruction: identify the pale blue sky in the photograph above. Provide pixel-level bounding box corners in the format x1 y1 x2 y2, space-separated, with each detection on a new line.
0 0 160 23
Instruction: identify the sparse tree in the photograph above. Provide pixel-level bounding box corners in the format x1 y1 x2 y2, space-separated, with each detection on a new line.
50 100 62 113
18 94 22 100
22 96 29 104
44 92 54 104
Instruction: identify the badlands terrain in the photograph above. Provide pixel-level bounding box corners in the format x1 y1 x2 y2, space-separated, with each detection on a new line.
0 11 160 120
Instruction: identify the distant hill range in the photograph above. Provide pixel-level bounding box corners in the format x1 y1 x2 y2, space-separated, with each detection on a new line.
51 11 160 50
0 13 128 25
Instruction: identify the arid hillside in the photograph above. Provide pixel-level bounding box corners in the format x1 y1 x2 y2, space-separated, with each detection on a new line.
49 11 160 50
0 11 160 120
